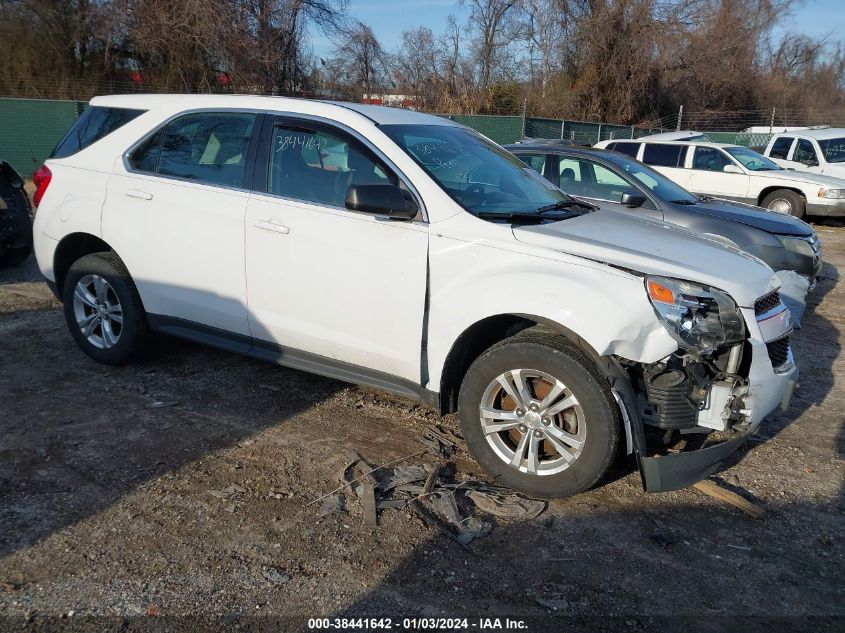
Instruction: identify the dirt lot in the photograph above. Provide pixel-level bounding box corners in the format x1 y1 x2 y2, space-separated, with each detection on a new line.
1 225 843 632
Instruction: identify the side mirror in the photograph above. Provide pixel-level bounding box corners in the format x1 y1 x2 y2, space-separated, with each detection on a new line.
345 184 418 220
620 192 647 207
723 164 743 174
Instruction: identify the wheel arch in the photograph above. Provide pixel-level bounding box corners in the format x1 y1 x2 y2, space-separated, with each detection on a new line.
436 313 605 415
757 186 806 208
53 232 118 296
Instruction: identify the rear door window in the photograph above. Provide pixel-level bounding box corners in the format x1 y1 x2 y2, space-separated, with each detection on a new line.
769 137 794 159
129 112 257 188
642 143 685 167
52 106 145 159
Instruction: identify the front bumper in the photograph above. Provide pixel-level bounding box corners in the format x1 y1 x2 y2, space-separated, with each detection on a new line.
628 306 798 492
806 199 845 217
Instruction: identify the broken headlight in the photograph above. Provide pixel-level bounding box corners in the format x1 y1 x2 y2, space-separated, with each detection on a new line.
645 276 745 354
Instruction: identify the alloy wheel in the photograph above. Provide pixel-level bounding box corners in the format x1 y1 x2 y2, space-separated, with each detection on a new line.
479 368 586 476
72 274 123 349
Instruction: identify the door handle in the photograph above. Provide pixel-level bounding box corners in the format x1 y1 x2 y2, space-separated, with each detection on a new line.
125 189 153 200
253 219 290 234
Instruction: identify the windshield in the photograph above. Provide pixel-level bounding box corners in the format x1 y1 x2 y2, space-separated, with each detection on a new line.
724 146 782 171
603 153 698 203
819 137 845 163
381 124 572 218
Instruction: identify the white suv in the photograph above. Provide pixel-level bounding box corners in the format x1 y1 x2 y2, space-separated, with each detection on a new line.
596 138 845 218
33 95 797 497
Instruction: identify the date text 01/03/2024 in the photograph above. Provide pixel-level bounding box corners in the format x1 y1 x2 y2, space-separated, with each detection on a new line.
307 617 529 630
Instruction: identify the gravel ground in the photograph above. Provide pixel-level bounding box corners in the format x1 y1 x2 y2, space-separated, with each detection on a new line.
0 224 843 632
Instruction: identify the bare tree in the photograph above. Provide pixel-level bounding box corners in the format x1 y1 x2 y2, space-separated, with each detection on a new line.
461 0 523 95
333 20 389 100
393 27 440 109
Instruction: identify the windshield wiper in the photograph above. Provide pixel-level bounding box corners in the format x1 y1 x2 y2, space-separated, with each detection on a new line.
535 199 595 213
670 199 697 205
477 210 582 224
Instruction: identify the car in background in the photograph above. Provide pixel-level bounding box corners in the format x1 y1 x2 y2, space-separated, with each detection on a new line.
763 128 845 179
506 143 821 283
594 138 845 218
0 160 33 267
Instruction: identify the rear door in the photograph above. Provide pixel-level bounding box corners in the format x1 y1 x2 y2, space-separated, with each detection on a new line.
640 143 687 186
243 115 429 383
685 145 750 202
102 111 258 338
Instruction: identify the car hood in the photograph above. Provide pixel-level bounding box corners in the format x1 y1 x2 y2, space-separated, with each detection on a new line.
687 198 813 236
512 210 778 308
756 168 845 189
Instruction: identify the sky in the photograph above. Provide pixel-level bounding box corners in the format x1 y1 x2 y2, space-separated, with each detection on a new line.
309 0 845 59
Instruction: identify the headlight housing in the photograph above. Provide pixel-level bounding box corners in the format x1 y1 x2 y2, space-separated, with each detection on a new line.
779 235 816 260
645 276 745 354
818 188 845 200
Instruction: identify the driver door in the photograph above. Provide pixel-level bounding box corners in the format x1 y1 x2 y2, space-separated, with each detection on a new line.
244 116 429 383
555 156 662 219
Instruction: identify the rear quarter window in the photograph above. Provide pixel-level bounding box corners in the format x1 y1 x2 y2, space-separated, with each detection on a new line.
609 142 640 158
51 106 145 159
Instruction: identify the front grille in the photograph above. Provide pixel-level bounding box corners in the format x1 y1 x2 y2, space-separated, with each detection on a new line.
755 290 781 316
766 336 790 368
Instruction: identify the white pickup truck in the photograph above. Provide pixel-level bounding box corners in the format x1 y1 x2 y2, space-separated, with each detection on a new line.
763 128 845 181
33 94 799 498
595 138 845 218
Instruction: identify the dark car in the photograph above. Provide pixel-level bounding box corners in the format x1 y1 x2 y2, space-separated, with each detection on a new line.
0 160 33 267
505 144 821 281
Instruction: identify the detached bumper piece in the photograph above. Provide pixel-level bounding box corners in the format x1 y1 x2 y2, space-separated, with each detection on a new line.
637 429 751 493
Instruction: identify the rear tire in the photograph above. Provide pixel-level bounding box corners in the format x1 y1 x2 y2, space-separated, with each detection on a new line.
761 189 804 218
457 333 620 498
62 252 149 365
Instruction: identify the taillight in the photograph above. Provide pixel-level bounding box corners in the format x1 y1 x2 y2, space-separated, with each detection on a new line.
33 164 52 208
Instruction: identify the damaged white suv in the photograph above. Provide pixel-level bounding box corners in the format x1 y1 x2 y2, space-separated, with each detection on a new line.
33 95 798 497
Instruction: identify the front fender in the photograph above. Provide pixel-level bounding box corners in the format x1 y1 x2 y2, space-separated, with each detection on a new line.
425 232 677 389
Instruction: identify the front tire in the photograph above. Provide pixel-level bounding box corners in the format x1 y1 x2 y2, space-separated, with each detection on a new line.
62 252 149 365
457 333 620 498
761 189 804 218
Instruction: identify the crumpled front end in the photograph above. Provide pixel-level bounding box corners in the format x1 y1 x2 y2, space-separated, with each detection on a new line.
617 288 798 492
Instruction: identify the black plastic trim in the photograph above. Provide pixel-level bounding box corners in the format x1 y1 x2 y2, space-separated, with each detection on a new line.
638 429 751 493
147 314 251 354
147 314 435 405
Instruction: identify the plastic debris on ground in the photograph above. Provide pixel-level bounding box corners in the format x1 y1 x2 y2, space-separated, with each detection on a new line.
775 269 810 329
322 450 547 548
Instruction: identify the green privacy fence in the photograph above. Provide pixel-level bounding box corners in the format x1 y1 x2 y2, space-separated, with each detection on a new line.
0 97 776 176
0 98 87 175
439 114 525 145
438 114 667 145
